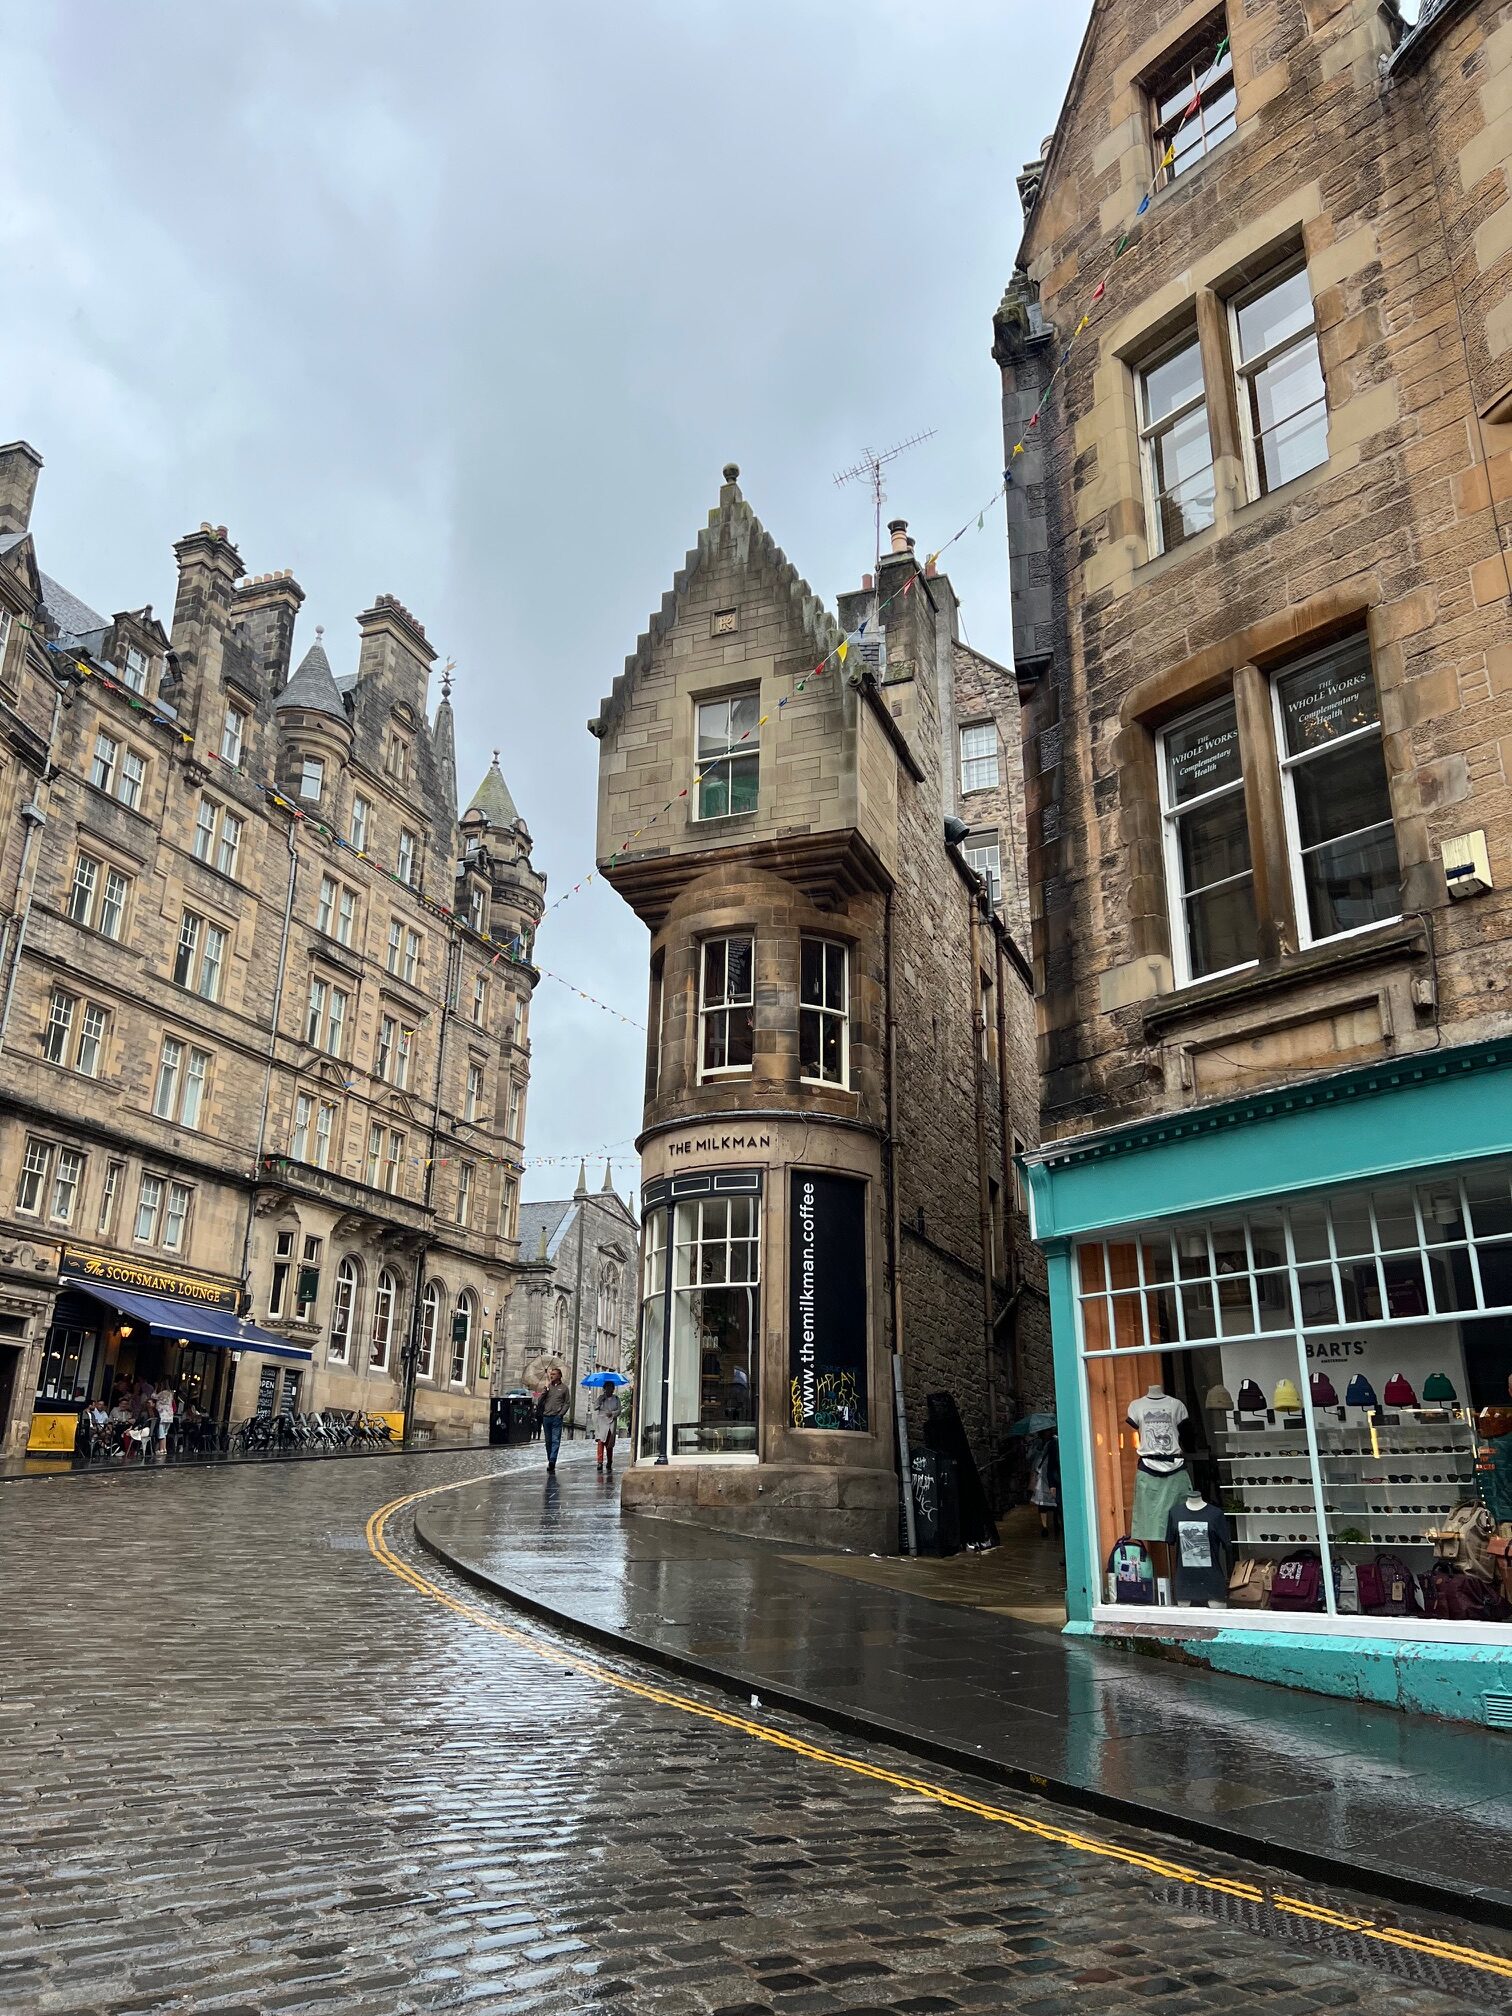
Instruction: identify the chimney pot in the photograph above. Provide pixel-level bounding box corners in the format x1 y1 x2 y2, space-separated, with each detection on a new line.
888 520 910 554
861 573 874 592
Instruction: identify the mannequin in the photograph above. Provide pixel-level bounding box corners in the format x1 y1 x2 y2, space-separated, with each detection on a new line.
1165 1488 1232 1608
1127 1383 1192 1587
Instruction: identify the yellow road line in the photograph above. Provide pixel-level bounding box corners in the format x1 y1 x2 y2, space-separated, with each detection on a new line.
367 1474 1512 1985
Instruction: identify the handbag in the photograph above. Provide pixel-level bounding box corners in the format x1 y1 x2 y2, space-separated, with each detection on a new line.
1228 1558 1275 1608
1488 1533 1512 1606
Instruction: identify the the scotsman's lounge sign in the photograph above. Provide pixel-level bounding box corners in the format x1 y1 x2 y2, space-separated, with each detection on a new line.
60 1249 240 1312
788 1172 867 1431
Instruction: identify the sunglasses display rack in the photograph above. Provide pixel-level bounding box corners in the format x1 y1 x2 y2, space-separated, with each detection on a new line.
1210 1407 1477 1551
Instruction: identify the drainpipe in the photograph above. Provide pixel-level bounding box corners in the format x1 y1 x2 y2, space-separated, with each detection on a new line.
0 678 66 1056
883 888 917 1555
993 923 1022 1403
967 892 999 1488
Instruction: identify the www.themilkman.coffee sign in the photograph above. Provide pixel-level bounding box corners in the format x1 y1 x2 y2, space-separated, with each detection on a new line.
788 1172 868 1431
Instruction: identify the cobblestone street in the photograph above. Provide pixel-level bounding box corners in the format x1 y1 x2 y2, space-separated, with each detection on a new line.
2 1451 1509 2016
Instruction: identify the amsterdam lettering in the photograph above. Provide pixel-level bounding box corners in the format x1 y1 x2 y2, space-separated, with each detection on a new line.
667 1133 772 1158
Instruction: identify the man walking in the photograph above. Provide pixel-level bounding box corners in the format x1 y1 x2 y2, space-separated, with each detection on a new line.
537 1366 571 1473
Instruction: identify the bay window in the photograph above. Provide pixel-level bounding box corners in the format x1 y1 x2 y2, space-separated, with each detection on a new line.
638 1182 762 1461
698 935 754 1078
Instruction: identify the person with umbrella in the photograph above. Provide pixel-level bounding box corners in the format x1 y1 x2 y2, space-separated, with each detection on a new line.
583 1370 629 1473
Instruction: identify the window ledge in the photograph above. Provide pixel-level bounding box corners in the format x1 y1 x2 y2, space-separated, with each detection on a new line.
1144 916 1427 1041
692 810 760 831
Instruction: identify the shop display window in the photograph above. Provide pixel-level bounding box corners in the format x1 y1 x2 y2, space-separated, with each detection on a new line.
1078 1163 1512 1627
637 1175 762 1461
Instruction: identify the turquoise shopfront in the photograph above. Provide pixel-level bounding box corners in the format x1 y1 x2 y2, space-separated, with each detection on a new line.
1024 1039 1512 1727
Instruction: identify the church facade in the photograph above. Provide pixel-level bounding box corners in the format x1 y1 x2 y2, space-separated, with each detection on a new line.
0 441 544 1455
498 1163 639 1428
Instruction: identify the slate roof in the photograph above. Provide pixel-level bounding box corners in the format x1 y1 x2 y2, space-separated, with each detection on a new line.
591 467 842 739
518 1200 574 1262
466 757 522 829
0 531 27 559
1388 0 1470 68
39 571 108 644
276 637 348 719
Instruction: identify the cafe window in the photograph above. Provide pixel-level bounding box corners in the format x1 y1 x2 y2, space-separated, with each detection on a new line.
799 939 849 1087
695 692 760 819
36 1324 97 1404
330 1256 359 1364
638 1214 668 1461
418 1280 441 1380
1158 693 1257 984
1076 1161 1512 1629
666 1193 760 1457
1275 637 1400 946
698 935 754 1079
1138 332 1215 555
1231 262 1327 499
1148 14 1235 188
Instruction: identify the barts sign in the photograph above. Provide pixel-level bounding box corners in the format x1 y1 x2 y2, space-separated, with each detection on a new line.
788 1171 867 1431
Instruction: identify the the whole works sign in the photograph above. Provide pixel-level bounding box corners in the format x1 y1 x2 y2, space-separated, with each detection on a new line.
788 1171 868 1431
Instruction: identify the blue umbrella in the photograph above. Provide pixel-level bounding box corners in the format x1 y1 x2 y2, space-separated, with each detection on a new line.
1007 1412 1057 1437
581 1370 631 1388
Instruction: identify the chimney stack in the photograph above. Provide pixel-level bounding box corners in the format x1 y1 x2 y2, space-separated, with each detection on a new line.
232 570 306 697
169 522 244 733
0 442 43 537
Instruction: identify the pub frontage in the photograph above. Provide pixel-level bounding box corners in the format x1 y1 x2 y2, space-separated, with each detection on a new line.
26 1247 312 1455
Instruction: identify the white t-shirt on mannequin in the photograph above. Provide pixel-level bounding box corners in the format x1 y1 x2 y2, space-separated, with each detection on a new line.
1127 1389 1188 1475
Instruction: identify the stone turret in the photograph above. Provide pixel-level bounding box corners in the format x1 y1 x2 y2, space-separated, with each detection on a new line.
274 627 353 818
459 751 546 958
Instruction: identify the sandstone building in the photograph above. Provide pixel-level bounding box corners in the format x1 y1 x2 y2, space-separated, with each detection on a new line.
590 467 1050 1551
0 444 543 1455
498 1161 639 1422
996 0 1512 1716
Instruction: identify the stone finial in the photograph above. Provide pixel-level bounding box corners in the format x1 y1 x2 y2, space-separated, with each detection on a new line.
440 657 455 700
723 463 740 483
574 1159 589 1199
315 624 324 641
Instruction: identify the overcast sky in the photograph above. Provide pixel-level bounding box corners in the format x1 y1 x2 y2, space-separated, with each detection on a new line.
3 2 1084 1203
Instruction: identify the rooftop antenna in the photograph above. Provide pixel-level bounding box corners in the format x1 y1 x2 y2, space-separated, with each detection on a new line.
834 429 937 577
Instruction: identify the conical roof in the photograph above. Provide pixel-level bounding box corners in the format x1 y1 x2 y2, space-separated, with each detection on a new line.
277 630 347 720
467 752 521 830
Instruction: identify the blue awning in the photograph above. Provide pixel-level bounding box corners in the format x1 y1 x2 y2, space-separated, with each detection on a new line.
63 1278 313 1362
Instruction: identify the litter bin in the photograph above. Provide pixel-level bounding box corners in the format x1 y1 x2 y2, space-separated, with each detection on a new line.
909 1449 961 1556
489 1397 511 1446
508 1395 535 1442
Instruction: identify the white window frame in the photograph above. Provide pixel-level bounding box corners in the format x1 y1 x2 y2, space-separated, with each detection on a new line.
386 917 403 974
68 856 130 941
118 747 146 811
194 798 218 863
499 1174 518 1241
330 1256 359 1365
76 1001 108 1078
220 704 246 766
365 1121 384 1187
402 929 421 986
317 877 337 935
43 988 75 1066
698 935 755 1081
133 1173 164 1245
1229 258 1328 504
418 1281 441 1380
799 938 850 1089
217 809 243 878
472 974 488 1027
313 1098 337 1170
1137 330 1214 559
958 722 999 796
298 756 325 802
163 1181 191 1252
292 1090 315 1161
371 1268 399 1370
173 910 228 1002
98 1160 124 1237
1156 694 1258 990
396 828 417 886
1149 23 1237 190
1271 641 1401 953
457 1161 474 1228
16 1137 51 1216
464 1061 483 1123
336 886 357 947
450 1292 472 1386
963 838 1003 911
350 794 371 851
122 643 150 695
48 1147 85 1226
90 731 118 793
694 692 760 821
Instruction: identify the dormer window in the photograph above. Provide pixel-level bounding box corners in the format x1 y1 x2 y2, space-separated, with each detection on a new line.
1148 14 1234 189
122 644 151 695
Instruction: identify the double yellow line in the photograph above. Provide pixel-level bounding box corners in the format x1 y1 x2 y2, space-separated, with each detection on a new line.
367 1475 1512 1985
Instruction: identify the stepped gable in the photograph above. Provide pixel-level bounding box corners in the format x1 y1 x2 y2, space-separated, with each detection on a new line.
590 464 843 740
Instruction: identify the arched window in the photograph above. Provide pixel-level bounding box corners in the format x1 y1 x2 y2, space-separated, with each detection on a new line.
598 1262 621 1336
371 1267 400 1371
418 1281 442 1381
329 1255 360 1365
552 1296 570 1361
450 1290 474 1386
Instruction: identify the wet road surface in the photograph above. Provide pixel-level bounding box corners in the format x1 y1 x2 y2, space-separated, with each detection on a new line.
2 1449 1509 2016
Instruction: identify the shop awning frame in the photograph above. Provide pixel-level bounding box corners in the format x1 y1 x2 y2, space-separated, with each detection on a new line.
62 1277 314 1362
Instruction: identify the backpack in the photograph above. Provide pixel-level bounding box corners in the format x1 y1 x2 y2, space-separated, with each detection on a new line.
1358 1552 1417 1616
1227 1558 1275 1608
1107 1537 1155 1605
1268 1549 1324 1612
1421 1560 1511 1623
